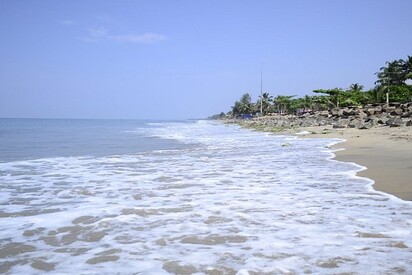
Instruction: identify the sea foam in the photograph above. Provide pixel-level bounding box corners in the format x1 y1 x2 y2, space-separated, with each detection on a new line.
0 120 411 274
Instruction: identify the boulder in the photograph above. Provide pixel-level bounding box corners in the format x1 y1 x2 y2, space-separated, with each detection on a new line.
401 111 411 118
365 108 376 115
266 120 276 126
383 106 396 113
343 108 356 116
332 118 351 128
277 121 290 127
299 112 311 118
375 105 383 113
386 117 405 127
348 118 361 128
358 111 368 119
318 110 329 117
377 113 389 124
406 120 412 127
358 120 374 130
370 117 380 126
390 108 403 116
317 119 328 126
330 108 340 117
299 120 314 127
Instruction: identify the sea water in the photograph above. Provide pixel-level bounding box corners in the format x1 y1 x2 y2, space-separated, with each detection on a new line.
0 118 411 274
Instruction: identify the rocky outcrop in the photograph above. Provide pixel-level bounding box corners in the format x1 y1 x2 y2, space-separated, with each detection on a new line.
228 102 412 130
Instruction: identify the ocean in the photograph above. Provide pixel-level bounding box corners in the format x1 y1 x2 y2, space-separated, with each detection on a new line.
0 118 411 274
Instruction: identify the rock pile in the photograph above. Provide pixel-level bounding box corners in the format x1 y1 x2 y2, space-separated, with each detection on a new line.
237 102 412 130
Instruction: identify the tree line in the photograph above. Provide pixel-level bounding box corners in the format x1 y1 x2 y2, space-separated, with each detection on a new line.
217 56 412 119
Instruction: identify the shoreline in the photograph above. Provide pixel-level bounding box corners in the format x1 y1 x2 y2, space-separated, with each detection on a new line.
328 127 412 201
230 121 412 201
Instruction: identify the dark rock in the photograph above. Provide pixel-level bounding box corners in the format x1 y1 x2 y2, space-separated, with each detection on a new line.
330 108 340 116
386 117 405 127
300 120 314 127
343 108 356 116
383 106 396 113
390 108 403 116
300 113 311 118
401 112 411 118
365 108 376 115
332 118 351 128
400 103 409 110
277 121 287 127
348 118 361 128
317 119 328 126
318 110 329 117
370 118 380 126
375 105 382 112
358 111 368 119
236 104 412 130
358 120 373 130
378 114 389 124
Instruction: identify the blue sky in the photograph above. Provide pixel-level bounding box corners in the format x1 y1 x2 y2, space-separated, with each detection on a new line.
1 0 411 119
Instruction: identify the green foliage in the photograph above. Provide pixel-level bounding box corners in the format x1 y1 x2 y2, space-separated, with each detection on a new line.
313 88 344 107
404 55 412 80
208 112 227 120
258 92 273 114
226 55 411 118
231 93 253 116
340 84 372 107
386 85 412 102
375 56 412 102
273 95 295 114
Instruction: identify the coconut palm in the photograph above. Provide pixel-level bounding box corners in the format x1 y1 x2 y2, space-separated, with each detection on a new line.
273 95 295 114
349 83 364 92
313 88 344 108
375 59 410 103
403 55 412 80
258 92 273 115
231 93 253 117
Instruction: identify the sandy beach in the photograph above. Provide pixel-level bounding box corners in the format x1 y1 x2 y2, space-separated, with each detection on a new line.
280 125 412 201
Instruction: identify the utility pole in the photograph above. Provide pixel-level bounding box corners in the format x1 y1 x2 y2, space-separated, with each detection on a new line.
386 73 391 106
260 62 263 114
386 84 389 105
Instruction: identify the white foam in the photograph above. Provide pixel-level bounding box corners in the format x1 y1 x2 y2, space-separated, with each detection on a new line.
296 130 311 136
0 121 411 274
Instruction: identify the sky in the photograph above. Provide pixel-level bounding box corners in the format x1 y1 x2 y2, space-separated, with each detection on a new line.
1 0 411 119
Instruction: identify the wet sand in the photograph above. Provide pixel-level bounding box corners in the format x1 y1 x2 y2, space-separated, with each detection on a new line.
289 126 412 201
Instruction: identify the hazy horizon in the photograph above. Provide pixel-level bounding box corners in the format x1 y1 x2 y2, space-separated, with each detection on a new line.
1 0 411 120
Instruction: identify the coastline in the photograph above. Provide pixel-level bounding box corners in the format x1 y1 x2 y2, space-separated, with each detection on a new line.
310 125 412 201
231 121 412 201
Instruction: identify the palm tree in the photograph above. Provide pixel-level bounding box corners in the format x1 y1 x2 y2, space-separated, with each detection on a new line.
313 88 344 108
403 55 412 80
231 93 253 117
311 95 331 111
258 92 273 115
349 83 364 92
340 83 371 107
375 59 407 104
273 95 295 114
302 95 315 112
